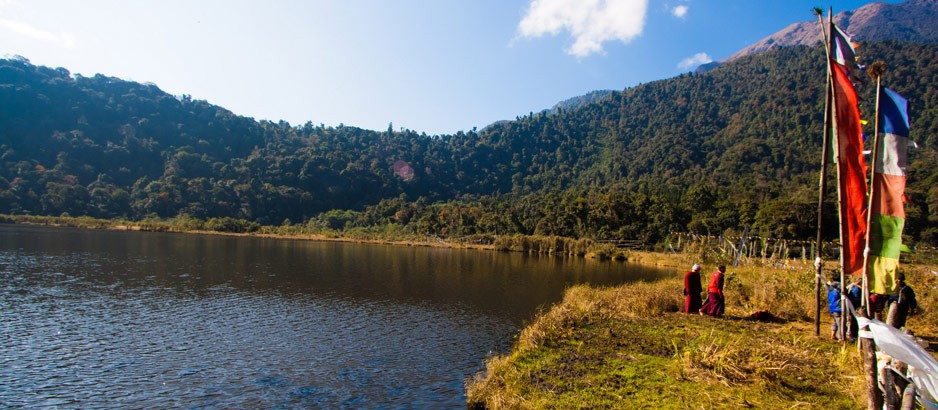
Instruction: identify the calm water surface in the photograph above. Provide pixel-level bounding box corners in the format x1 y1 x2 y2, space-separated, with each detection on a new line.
0 224 668 408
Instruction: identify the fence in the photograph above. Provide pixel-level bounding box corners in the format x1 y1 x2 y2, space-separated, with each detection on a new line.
665 232 938 268
664 232 832 268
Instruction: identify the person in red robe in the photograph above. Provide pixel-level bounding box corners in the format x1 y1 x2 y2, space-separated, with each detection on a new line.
701 265 726 317
684 264 703 314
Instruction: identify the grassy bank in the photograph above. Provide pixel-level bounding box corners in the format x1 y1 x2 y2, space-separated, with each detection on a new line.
466 260 938 409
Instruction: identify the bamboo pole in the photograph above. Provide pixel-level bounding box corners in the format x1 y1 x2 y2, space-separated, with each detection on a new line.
813 7 833 337
859 66 887 410
862 69 884 314
837 28 884 410
823 8 851 347
870 67 910 408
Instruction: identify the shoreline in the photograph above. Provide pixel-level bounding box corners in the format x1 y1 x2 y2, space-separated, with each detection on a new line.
2 214 692 268
87 224 691 268
160 228 500 252
3 216 498 251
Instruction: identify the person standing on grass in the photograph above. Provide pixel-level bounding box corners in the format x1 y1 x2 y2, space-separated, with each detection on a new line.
826 276 844 340
892 272 917 329
684 264 703 314
701 265 726 317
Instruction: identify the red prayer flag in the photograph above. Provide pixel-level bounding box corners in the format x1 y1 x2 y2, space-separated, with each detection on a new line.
830 62 868 276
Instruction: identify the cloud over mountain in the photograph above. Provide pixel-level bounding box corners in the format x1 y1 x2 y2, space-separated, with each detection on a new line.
678 52 711 70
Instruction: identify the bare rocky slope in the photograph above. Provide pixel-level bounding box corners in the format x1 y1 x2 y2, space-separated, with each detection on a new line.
726 0 938 62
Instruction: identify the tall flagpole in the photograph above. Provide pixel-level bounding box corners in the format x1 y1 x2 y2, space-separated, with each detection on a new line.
862 62 886 314
853 55 885 410
813 7 832 337
826 10 883 407
825 8 849 344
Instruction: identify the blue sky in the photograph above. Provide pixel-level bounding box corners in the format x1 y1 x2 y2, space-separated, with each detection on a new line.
1 0 891 136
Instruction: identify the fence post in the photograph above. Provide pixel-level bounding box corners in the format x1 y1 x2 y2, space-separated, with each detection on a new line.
859 307 884 409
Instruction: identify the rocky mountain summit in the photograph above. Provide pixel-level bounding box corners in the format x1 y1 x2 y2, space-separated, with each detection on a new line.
727 0 938 62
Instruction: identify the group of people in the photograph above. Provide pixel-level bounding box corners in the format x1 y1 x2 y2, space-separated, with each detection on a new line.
681 262 919 339
826 272 918 341
683 264 725 316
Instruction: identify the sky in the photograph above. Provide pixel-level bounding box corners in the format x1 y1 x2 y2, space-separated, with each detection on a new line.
0 0 893 136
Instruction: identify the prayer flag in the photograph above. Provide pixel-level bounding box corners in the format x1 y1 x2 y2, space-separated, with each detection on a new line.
831 23 865 83
868 88 909 294
831 62 868 277
831 24 858 69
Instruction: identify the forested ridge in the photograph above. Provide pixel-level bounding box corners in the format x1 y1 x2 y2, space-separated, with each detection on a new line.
1 40 936 245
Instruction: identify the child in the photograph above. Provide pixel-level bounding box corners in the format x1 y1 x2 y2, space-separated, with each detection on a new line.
825 276 844 340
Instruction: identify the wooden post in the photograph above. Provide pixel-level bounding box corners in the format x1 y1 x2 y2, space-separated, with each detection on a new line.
886 300 899 328
899 385 916 410
884 300 909 410
859 308 884 409
883 366 899 410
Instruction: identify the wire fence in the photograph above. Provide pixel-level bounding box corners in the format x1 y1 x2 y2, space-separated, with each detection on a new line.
662 232 938 268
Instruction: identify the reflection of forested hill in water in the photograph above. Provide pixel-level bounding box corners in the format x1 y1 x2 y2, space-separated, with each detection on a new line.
1 41 937 244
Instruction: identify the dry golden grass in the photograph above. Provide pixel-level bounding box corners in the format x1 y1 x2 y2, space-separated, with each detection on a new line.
467 253 937 409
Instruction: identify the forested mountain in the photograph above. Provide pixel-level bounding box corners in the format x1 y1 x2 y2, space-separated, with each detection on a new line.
1 40 937 245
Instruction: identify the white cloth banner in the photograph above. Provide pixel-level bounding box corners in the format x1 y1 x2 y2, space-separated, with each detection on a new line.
856 316 938 409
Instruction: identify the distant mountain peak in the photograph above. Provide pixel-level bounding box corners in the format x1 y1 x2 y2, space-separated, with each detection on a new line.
548 90 615 115
726 0 938 62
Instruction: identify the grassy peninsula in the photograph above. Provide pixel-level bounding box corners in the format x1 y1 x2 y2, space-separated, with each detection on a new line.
466 253 938 409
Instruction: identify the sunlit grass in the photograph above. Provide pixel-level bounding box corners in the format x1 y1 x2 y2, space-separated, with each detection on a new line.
465 252 938 409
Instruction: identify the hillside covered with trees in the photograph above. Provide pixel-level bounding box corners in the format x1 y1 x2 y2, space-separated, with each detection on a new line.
1 40 936 246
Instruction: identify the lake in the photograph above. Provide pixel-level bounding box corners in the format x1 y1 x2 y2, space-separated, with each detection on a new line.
0 224 669 408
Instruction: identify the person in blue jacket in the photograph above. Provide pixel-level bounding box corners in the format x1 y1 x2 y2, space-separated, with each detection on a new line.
826 277 843 340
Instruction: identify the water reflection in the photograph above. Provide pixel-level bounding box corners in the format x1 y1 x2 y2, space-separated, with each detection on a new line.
0 225 667 408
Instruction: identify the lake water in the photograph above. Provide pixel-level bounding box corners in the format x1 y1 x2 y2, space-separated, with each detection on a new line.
0 224 668 408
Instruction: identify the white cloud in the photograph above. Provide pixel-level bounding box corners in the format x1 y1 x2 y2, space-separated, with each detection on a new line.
0 17 76 48
677 52 712 70
672 5 688 18
518 0 648 58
